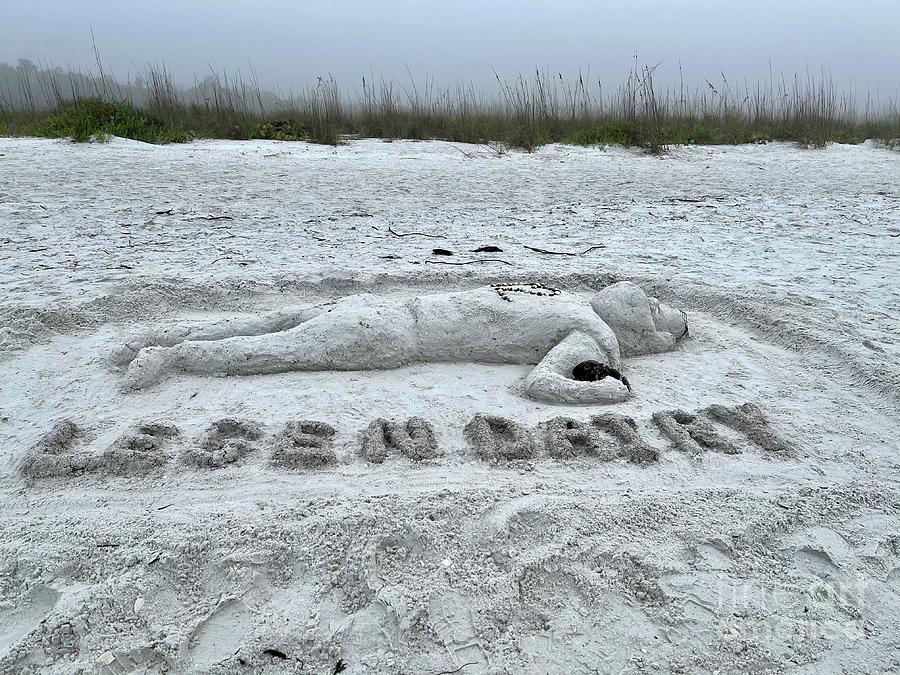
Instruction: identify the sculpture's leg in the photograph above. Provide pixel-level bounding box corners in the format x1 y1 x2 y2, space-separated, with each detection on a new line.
123 302 419 389
523 331 630 404
110 304 331 366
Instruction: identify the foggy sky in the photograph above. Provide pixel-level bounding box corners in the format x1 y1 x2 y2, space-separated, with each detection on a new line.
3 0 899 95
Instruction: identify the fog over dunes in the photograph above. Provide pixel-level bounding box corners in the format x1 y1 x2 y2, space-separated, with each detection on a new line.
3 0 900 93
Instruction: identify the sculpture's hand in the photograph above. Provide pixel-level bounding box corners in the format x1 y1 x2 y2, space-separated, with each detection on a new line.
523 331 630 404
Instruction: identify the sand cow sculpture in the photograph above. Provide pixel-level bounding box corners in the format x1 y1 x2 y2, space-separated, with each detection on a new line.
115 281 687 404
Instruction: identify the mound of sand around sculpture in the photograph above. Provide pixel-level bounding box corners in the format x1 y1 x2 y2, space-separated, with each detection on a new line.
182 418 262 468
360 417 440 463
464 414 538 462
652 409 739 457
271 420 337 469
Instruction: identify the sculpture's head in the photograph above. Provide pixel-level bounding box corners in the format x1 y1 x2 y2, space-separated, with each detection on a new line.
590 281 688 356
648 296 689 340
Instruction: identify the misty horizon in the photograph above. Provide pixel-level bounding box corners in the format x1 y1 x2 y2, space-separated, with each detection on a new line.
3 0 899 97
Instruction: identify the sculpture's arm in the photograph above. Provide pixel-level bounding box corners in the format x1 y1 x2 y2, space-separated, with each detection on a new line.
110 303 329 366
523 331 631 404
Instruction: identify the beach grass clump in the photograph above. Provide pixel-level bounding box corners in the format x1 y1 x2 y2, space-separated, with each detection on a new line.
40 98 189 143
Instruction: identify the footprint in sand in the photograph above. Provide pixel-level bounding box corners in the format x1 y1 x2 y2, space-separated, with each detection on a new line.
788 527 857 579
428 590 491 671
185 597 252 671
0 585 61 661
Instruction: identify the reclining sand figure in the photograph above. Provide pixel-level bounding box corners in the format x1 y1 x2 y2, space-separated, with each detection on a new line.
115 281 687 404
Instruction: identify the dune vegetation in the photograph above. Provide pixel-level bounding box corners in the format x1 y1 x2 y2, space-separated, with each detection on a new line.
1 58 897 152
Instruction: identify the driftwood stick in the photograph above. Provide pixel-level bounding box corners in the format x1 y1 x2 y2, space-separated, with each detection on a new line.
523 244 606 256
435 663 479 675
388 225 441 238
424 258 513 266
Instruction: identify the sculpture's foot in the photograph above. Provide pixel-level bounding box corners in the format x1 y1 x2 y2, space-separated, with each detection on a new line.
122 346 172 390
109 340 143 367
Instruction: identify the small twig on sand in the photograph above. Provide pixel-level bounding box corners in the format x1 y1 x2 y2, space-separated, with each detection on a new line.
436 662 479 675
193 215 234 221
839 231 900 238
669 195 725 203
388 225 441 238
425 258 513 266
451 145 476 159
210 257 256 266
523 244 606 256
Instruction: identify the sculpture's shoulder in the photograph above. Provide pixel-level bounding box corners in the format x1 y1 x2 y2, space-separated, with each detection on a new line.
411 285 588 325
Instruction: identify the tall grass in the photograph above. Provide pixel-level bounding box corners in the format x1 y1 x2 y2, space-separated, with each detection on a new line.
1 58 897 150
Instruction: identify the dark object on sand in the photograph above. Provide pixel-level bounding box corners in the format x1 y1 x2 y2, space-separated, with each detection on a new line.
572 360 631 391
472 245 504 253
431 248 454 256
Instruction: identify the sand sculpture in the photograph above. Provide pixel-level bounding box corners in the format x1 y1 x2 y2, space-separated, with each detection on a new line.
116 281 687 404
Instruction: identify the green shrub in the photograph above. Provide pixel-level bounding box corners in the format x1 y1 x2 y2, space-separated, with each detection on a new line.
563 121 638 147
252 120 305 141
40 98 189 144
